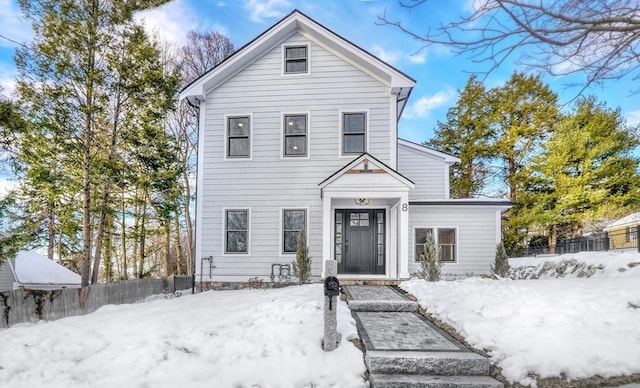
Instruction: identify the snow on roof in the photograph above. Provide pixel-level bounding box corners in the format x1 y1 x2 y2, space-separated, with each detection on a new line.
13 251 81 286
606 212 640 229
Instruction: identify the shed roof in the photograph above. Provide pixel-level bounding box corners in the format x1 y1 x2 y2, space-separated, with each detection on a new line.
606 212 640 229
8 251 81 289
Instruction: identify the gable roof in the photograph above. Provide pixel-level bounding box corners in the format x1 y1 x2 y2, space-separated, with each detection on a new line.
398 139 460 165
180 9 415 116
319 152 414 189
606 212 640 229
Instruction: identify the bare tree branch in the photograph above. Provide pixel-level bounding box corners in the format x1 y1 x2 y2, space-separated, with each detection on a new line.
379 0 640 93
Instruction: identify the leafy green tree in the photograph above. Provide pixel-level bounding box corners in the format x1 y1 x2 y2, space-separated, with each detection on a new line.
528 97 640 246
428 75 491 198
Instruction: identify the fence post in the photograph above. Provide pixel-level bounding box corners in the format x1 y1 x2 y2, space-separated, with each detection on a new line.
637 225 640 253
604 231 609 251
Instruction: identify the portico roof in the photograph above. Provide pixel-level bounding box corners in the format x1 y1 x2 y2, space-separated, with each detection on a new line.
318 153 414 192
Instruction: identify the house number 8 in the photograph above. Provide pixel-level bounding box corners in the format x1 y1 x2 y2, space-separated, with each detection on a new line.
401 203 408 211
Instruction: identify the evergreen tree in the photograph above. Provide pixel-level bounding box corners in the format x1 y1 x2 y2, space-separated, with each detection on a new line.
292 229 312 284
15 0 177 284
428 75 491 198
487 72 559 252
528 97 640 245
491 242 510 277
418 234 442 281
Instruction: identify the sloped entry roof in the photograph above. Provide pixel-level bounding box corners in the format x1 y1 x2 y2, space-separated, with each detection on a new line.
11 251 81 288
319 152 414 189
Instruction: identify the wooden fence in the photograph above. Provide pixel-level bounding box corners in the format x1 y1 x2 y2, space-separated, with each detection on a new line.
0 275 193 329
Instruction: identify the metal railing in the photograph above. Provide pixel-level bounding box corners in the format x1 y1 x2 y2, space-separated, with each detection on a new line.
510 225 639 257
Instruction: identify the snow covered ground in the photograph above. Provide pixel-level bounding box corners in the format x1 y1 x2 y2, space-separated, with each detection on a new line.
0 284 367 388
402 251 640 386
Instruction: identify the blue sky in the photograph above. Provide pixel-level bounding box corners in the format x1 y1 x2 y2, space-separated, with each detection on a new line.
0 0 638 146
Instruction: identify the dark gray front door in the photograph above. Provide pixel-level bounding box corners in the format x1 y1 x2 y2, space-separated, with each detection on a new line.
336 209 385 275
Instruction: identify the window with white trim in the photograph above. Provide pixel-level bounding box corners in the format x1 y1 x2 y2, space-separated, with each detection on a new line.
227 116 250 158
626 226 638 242
282 209 306 253
284 46 308 74
415 228 456 262
342 112 366 154
283 114 307 156
225 210 248 253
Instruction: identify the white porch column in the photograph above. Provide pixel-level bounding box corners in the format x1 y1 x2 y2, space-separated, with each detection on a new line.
399 193 410 279
321 194 332 278
389 204 398 278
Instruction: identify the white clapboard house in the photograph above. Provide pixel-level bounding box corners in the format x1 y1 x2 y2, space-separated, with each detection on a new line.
180 10 511 283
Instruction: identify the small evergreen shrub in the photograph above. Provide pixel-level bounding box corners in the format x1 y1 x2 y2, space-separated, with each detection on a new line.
491 242 510 277
292 229 312 284
418 235 442 281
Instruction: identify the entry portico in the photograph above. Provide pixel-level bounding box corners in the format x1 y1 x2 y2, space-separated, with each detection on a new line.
319 154 414 279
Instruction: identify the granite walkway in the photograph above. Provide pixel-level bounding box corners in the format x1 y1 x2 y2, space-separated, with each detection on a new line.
342 285 503 388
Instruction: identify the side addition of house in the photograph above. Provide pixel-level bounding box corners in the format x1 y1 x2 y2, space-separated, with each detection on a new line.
180 10 512 283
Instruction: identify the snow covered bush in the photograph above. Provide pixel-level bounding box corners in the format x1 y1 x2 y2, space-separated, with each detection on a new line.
292 229 312 284
418 234 442 281
491 242 510 277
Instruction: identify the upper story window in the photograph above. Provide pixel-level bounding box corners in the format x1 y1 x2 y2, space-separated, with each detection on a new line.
227 116 250 158
342 112 366 154
284 46 308 74
283 114 308 157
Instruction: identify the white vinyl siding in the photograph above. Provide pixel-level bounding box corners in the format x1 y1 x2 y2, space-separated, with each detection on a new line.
398 144 449 200
409 206 499 276
198 33 392 280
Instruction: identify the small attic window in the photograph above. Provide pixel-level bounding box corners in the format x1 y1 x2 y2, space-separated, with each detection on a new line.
284 46 308 74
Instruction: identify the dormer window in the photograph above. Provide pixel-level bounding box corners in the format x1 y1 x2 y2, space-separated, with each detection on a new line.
284 46 308 74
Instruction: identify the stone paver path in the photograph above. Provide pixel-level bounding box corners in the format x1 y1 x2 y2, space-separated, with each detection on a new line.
342 285 503 388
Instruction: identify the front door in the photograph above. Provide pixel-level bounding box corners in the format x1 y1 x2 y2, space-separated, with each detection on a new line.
335 209 385 275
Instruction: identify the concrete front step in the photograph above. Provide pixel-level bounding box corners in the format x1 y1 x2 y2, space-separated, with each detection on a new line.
369 374 503 388
348 299 418 312
365 351 490 376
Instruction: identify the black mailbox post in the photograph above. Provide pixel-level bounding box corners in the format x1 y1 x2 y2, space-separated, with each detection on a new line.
324 276 340 310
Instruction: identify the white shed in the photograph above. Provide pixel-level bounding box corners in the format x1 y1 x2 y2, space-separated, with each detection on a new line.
0 251 81 292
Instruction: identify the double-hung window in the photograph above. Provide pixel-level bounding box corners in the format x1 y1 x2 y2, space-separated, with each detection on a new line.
227 116 250 158
282 209 306 253
414 227 457 262
626 226 637 242
342 112 366 154
284 46 308 74
225 210 248 253
283 114 307 157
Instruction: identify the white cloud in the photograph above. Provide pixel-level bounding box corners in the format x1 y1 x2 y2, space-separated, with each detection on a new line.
625 110 640 128
0 63 17 97
0 0 33 48
134 0 199 45
404 89 455 119
408 50 427 64
245 0 291 23
370 45 401 65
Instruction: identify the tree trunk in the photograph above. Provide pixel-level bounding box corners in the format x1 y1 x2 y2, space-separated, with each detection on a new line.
549 224 558 252
91 191 109 284
163 221 171 277
121 190 128 280
174 214 184 275
47 204 55 260
182 171 194 275
138 198 147 278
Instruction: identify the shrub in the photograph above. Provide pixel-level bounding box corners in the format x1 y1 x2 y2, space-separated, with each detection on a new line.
491 242 510 277
292 229 312 284
418 234 442 281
